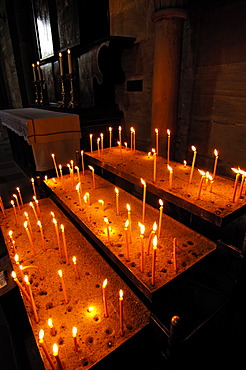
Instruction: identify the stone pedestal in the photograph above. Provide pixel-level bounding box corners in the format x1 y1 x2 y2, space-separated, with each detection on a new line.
151 8 187 158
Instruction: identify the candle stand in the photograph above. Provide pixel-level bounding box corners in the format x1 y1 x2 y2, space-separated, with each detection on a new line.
33 81 39 106
59 75 66 108
67 73 77 109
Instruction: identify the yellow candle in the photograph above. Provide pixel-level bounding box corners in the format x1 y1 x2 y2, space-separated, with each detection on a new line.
16 187 24 207
29 201 38 222
72 256 80 279
67 49 72 74
13 194 20 212
10 200 18 226
97 137 101 156
102 279 109 318
60 224 69 264
115 187 120 215
151 235 158 286
212 149 219 179
53 343 64 369
168 165 173 189
119 290 124 336
24 275 39 323
231 167 241 203
51 154 59 178
58 52 63 76
104 218 111 244
140 178 146 223
155 128 159 155
167 129 171 165
12 271 31 302
0 196 6 217
147 221 157 255
126 204 132 243
98 199 104 211
48 318 56 336
32 63 36 81
31 177 37 198
173 237 177 272
88 165 96 189
90 134 93 153
152 148 157 182
39 330 56 369
81 150 85 175
158 199 163 239
53 218 62 258
75 166 80 183
24 221 36 255
238 170 246 198
76 182 83 210
197 169 206 200
124 220 130 261
37 61 42 80
72 327 78 352
189 146 197 184
109 127 112 148
138 222 145 273
37 220 46 251
58 270 69 304
24 211 34 241
100 133 104 154
59 164 65 192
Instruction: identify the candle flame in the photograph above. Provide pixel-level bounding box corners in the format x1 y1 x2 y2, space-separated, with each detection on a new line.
11 271 16 279
8 230 13 237
88 165 94 171
76 182 80 191
167 165 173 173
24 220 28 228
198 169 206 176
140 178 146 186
51 153 55 158
60 224 64 231
50 211 55 218
102 279 107 288
67 49 71 55
183 160 187 166
125 219 129 228
231 167 241 174
10 200 14 206
44 175 48 180
52 218 57 225
53 343 58 356
138 222 145 235
118 126 122 131
152 148 156 153
97 137 100 143
153 221 157 231
37 220 42 227
100 132 103 137
87 306 94 313
75 166 79 170
98 199 104 205
126 203 131 212
72 326 77 337
104 217 109 223
155 128 158 134
115 187 119 194
72 256 76 264
31 178 34 183
119 289 123 299
29 201 34 207
148 152 151 156
208 174 213 181
59 164 62 170
13 194 17 199
167 129 171 136
90 133 92 138
153 235 158 249
239 169 246 176
48 318 53 328
39 329 44 341
124 142 127 147
109 127 112 132
24 275 29 284
214 149 218 157
130 127 135 133
205 171 210 178
14 254 19 262
191 145 196 152
58 269 63 277
159 199 163 207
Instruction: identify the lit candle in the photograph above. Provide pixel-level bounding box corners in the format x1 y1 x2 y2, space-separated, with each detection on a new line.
70 160 74 187
76 182 83 210
60 224 69 264
24 212 34 241
126 204 132 243
138 222 145 273
212 149 219 179
53 343 64 370
98 199 104 211
238 170 246 198
72 256 80 279
24 275 39 323
189 146 197 184
58 269 69 304
209 175 214 193
10 200 18 226
84 192 91 206
67 49 72 74
183 160 187 168
231 168 241 203
37 220 46 251
155 128 159 155
102 279 109 318
13 194 20 212
117 141 122 159
115 187 120 215
37 61 42 80
168 165 173 189
119 289 124 336
88 165 96 189
75 166 80 184
81 150 85 175
147 221 157 255
59 164 65 192
109 127 112 148
11 271 30 302
100 133 104 154
158 199 163 239
118 126 122 148
48 318 56 336
133 127 136 151
151 235 158 286
53 218 62 258
31 177 37 198
32 63 36 81
29 201 38 222
167 129 171 165
152 148 157 183
197 169 206 200
90 134 93 153
51 154 59 178
72 327 78 352
130 127 133 151
97 137 101 157
173 237 177 273
104 218 111 244
24 221 36 255
124 220 130 261
140 178 147 223
124 142 127 149
58 52 63 76
39 330 56 370
34 197 41 218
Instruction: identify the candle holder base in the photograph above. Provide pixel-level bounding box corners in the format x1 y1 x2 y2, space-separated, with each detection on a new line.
67 73 78 109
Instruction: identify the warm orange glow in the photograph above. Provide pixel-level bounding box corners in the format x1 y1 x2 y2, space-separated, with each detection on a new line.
102 279 107 288
125 219 129 228
60 224 64 232
138 222 145 235
8 230 13 237
14 254 19 263
118 126 122 132
10 200 14 206
104 217 109 224
167 129 171 136
231 167 241 174
115 187 119 194
155 128 158 134
51 153 55 158
53 343 58 356
24 275 29 284
152 148 156 154
24 220 28 229
29 201 34 208
58 269 63 277
126 204 131 212
72 326 77 337
11 271 17 279
167 165 173 173
37 220 42 228
153 235 158 249
50 211 55 218
198 169 206 176
153 221 157 232
72 256 76 264
191 145 196 152
159 199 163 207
31 178 34 183
39 329 44 341
183 160 187 167
53 218 57 226
119 289 123 299
88 165 94 171
208 174 213 181
44 175 48 181
109 127 112 132
130 127 135 133
87 306 94 313
140 178 146 186
214 149 218 157
98 199 104 207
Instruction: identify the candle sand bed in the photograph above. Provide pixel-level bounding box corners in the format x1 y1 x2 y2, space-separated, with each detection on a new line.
44 171 216 302
84 148 246 227
1 198 149 370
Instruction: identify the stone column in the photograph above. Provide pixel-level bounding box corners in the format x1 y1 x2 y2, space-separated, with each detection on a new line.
151 5 187 159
